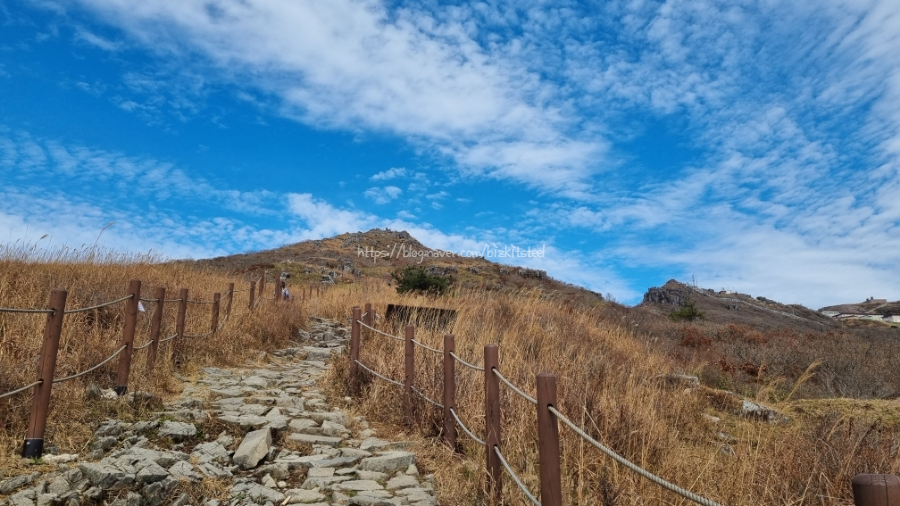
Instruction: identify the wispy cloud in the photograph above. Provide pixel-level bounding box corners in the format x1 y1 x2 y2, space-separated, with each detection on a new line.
370 167 406 181
1 129 277 216
363 186 402 205
74 26 121 51
54 0 607 195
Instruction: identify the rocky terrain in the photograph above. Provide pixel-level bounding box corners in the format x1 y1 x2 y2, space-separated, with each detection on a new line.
641 279 836 332
0 319 437 506
185 228 604 311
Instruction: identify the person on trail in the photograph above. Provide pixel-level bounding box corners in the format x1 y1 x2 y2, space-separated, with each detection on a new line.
282 281 291 300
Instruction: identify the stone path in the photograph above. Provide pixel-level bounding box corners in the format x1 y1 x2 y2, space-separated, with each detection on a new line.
0 318 438 506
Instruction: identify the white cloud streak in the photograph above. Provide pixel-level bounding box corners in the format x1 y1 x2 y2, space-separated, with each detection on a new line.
61 0 606 194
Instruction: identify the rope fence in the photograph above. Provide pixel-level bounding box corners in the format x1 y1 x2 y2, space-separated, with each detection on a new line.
0 307 54 314
450 407 485 446
411 385 443 408
355 359 404 387
0 267 283 459
494 446 541 506
133 341 155 351
547 406 725 506
411 339 442 354
64 294 134 314
450 351 485 371
53 345 128 384
0 381 43 400
493 368 537 405
357 320 405 341
347 303 727 506
158 333 179 343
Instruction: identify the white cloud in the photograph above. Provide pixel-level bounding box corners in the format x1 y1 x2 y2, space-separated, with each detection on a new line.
370 167 407 181
60 0 606 194
74 26 122 51
363 185 402 205
287 193 377 239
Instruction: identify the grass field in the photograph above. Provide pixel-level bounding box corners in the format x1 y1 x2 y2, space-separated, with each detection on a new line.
2 244 898 505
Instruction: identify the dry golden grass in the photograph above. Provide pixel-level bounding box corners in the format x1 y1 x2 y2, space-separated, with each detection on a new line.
4 244 898 506
314 283 900 506
0 245 305 469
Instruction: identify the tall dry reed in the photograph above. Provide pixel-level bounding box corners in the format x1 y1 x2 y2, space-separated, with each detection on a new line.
321 283 900 506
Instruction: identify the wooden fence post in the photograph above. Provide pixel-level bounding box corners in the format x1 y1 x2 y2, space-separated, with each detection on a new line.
225 283 234 318
174 288 188 367
115 279 141 396
211 292 221 333
364 302 372 328
350 306 361 395
537 373 563 506
249 280 256 309
258 269 265 301
853 474 900 506
22 289 67 458
443 334 456 450
484 344 502 503
146 287 165 372
405 325 415 426
275 274 282 300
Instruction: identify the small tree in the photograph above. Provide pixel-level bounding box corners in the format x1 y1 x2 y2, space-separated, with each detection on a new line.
669 298 704 321
391 266 452 295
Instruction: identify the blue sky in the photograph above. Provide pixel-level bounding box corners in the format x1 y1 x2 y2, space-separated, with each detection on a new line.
2 0 899 308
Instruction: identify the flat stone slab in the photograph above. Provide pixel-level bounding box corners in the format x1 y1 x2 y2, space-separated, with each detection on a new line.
283 489 328 504
158 421 196 441
337 479 384 492
359 452 416 474
307 412 345 424
218 414 268 429
287 433 343 447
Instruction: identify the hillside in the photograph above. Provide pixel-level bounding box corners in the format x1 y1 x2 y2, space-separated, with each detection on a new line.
820 299 900 316
187 228 606 310
636 279 900 399
641 279 837 332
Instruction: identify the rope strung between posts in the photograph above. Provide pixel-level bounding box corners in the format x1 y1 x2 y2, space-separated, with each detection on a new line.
232 288 250 293
138 298 159 303
494 446 541 506
53 345 128 384
164 298 184 303
354 359 404 387
357 320 405 341
450 352 485 371
548 406 724 506
133 340 154 351
411 386 443 408
411 339 442 354
0 380 43 399
64 294 134 314
187 299 216 305
159 333 179 343
449 407 485 446
493 368 537 405
0 307 54 314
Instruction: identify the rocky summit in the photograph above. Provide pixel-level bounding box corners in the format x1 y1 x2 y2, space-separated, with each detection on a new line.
0 318 437 506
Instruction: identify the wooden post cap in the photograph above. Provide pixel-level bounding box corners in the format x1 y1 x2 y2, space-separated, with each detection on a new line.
852 474 900 506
